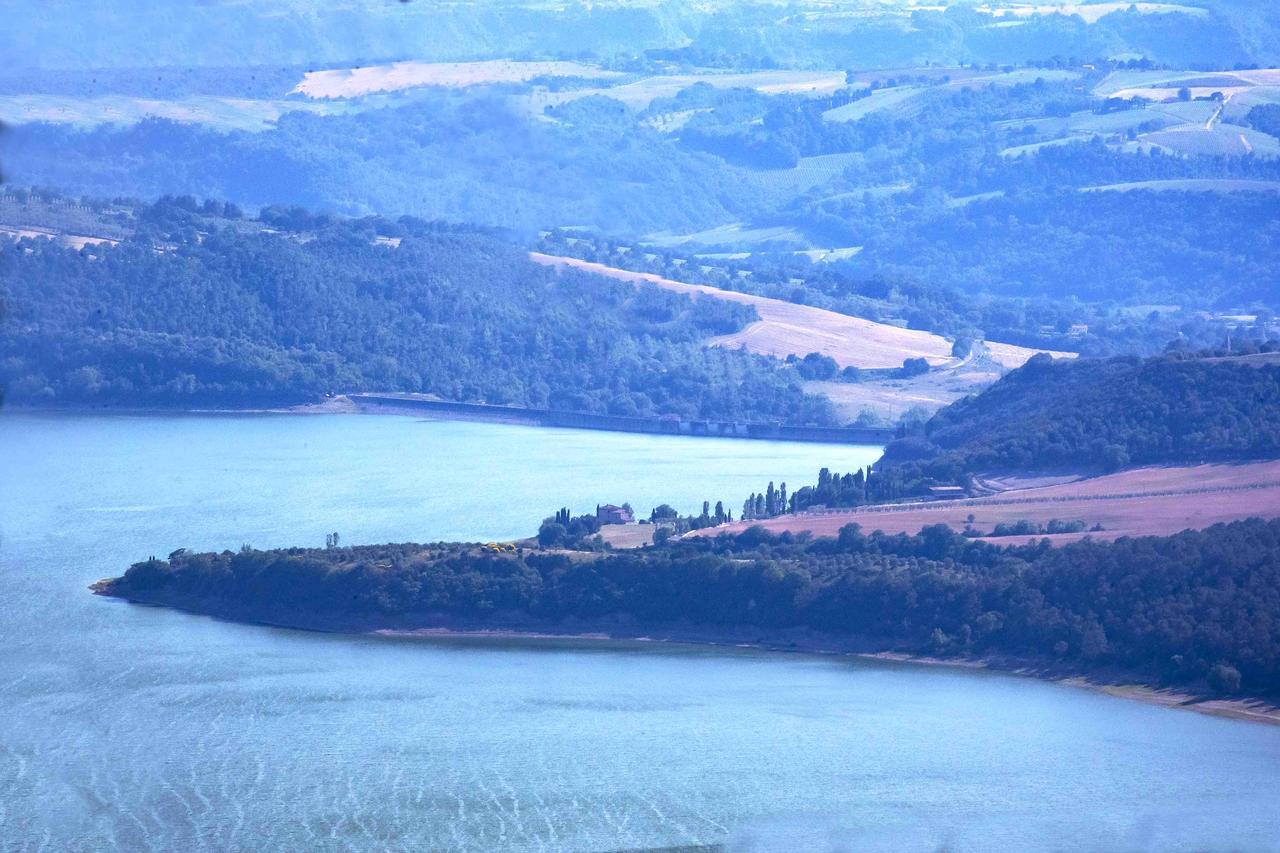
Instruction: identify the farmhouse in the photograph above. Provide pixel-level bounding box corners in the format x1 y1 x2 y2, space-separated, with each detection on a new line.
927 486 968 500
596 504 635 525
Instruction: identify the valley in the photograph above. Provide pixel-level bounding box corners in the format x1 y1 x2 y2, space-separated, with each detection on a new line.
5 2 1280 849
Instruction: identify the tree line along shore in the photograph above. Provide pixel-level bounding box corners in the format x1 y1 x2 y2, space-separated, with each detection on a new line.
93 336 1280 721
97 516 1280 719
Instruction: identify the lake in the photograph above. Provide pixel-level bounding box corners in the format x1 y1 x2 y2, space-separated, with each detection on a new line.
1 413 1277 852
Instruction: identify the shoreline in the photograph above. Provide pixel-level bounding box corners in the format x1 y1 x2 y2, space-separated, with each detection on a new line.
379 627 1280 727
91 583 1280 727
4 397 892 446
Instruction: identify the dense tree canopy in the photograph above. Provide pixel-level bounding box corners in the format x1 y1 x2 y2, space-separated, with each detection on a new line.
0 199 832 422
106 517 1280 696
881 352 1280 483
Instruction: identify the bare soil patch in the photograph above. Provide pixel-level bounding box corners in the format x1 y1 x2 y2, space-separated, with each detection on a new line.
984 339 1076 369
598 525 655 549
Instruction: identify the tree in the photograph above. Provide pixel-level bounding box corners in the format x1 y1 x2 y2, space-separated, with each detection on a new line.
1102 444 1130 472
1209 663 1242 694
1080 622 1108 660
538 521 567 548
899 357 930 378
651 504 678 522
797 352 838 380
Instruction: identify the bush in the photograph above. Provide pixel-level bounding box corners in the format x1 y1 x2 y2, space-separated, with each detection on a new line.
796 352 839 381
899 357 930 378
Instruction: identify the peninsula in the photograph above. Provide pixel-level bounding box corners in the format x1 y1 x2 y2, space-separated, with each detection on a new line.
96 516 1280 722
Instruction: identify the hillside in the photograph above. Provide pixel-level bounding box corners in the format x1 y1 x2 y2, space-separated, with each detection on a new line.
0 196 833 423
6 1 1280 73
532 251 1080 418
531 252 962 370
6 53 1280 314
881 351 1280 484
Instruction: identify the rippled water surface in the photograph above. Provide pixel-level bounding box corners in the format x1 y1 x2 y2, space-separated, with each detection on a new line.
1 413 1278 852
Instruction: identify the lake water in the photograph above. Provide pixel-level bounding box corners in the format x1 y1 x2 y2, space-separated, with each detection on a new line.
1 413 1278 852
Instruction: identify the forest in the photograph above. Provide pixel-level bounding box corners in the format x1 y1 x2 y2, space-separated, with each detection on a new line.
103 517 1280 697
6 72 1280 319
6 0 1279 74
723 348 1280 516
537 227 1276 360
0 197 832 422
880 350 1280 485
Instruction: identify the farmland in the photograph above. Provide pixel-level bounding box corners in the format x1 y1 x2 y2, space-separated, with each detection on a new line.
1141 125 1280 157
1094 69 1269 99
805 368 999 422
645 223 809 249
524 69 848 113
531 252 959 370
975 3 1207 25
530 252 957 368
699 461 1280 546
984 340 1077 369
824 69 1082 123
1082 179 1280 194
0 94 349 132
988 66 1280 160
748 153 867 200
823 86 925 123
292 60 621 99
807 337 1077 423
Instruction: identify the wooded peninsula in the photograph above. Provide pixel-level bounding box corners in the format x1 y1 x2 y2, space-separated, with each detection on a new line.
98 516 1280 704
